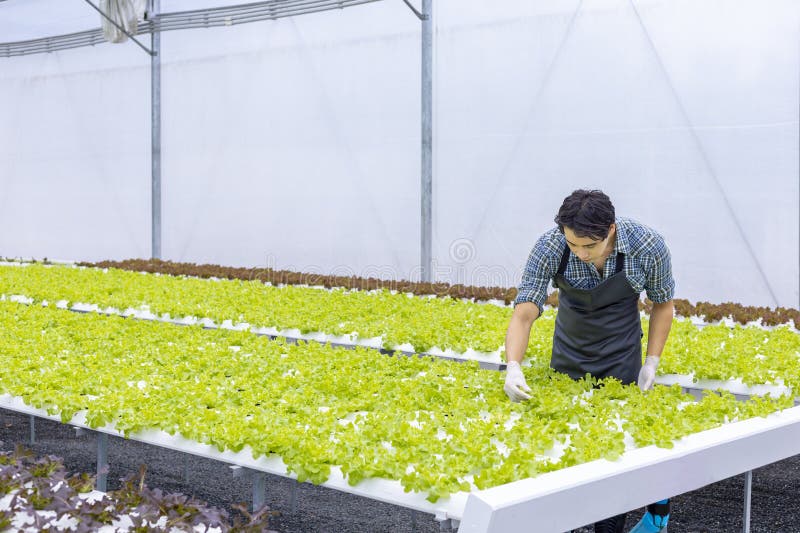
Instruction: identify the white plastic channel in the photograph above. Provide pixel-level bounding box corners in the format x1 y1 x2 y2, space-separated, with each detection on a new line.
4 293 797 398
0 292 506 367
0 395 468 520
457 404 800 533
6 395 800 529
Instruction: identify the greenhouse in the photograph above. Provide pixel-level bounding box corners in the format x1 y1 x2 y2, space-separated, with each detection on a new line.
1 1 799 532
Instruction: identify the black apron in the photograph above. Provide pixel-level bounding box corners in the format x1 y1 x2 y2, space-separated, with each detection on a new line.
551 245 642 385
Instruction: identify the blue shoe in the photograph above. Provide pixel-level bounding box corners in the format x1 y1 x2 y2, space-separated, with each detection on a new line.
628 499 669 532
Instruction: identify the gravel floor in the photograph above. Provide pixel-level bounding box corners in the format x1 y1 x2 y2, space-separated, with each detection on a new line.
1 410 799 533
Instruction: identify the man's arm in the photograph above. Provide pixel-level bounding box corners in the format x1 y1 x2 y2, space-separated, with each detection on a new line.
505 232 557 401
502 302 540 402
638 299 674 390
646 300 674 357
504 302 540 364
638 227 675 390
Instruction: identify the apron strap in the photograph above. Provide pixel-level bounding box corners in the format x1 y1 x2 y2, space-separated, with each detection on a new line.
614 252 625 273
557 243 571 277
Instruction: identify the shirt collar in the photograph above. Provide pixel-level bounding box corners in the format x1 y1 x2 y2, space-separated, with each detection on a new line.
613 219 629 254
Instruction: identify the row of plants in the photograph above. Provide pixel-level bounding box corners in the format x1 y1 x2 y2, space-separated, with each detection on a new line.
653 318 800 391
2 264 800 391
656 320 800 388
83 258 800 326
0 445 275 532
82 258 527 306
0 263 513 354
0 301 793 502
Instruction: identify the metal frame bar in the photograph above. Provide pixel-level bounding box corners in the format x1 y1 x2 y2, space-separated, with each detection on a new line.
231 466 270 511
2 29 107 57
400 0 426 20
743 470 753 533
83 0 155 56
253 471 267 511
420 0 432 282
183 453 190 482
1 0 388 57
154 0 374 23
148 0 382 30
289 481 298 512
96 431 109 491
150 0 161 260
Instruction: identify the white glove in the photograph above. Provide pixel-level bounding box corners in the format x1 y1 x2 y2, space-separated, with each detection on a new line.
504 361 531 402
638 355 660 391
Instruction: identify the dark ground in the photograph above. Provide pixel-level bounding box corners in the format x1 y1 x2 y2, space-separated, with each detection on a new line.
1 410 799 533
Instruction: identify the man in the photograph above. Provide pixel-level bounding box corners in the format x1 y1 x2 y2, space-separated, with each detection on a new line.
504 189 675 533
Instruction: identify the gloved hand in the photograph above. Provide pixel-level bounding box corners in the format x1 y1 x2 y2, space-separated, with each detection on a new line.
504 361 531 402
637 355 660 391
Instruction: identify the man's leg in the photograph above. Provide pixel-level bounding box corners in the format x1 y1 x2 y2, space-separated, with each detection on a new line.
628 499 670 532
593 512 626 533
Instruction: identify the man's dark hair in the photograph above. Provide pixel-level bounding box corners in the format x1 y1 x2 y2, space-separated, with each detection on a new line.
554 189 615 240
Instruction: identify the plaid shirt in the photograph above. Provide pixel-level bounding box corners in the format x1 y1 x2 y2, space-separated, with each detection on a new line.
515 217 675 312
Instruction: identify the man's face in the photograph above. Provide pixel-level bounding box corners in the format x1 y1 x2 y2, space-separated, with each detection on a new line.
563 224 615 264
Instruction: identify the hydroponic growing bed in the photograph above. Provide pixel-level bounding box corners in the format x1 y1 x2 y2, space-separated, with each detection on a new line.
0 263 798 532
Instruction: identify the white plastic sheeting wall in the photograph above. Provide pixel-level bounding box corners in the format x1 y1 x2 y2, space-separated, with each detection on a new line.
0 0 798 308
434 0 799 309
0 4 151 261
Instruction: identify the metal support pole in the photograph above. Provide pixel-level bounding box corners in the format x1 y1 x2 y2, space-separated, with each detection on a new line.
252 471 266 511
289 480 298 513
420 0 433 282
435 511 454 531
182 454 190 482
150 0 162 260
743 470 752 533
411 510 417 533
96 432 109 492
29 415 35 444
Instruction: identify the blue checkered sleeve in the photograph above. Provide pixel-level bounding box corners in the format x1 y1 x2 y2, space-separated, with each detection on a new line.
514 230 562 312
642 232 675 303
